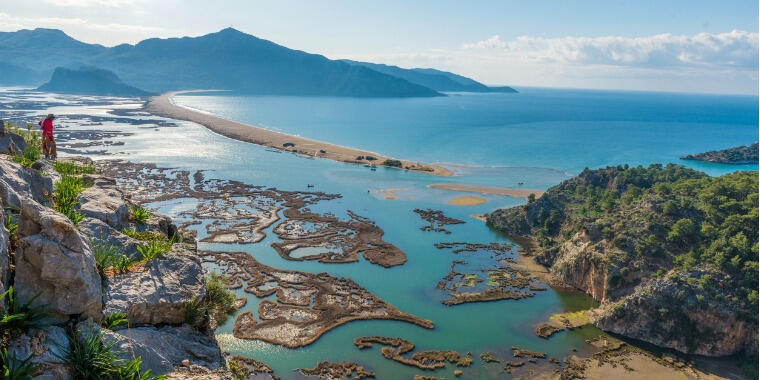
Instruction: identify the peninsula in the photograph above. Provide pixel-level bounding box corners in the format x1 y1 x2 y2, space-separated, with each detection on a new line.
146 91 454 176
680 143 758 164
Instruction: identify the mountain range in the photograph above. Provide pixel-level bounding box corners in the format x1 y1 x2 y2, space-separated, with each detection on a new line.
0 28 515 97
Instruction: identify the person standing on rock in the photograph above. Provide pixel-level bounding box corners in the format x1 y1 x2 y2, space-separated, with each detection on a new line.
38 113 57 160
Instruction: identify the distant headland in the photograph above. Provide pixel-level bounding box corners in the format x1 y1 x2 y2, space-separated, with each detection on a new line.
681 143 758 164
37 66 152 97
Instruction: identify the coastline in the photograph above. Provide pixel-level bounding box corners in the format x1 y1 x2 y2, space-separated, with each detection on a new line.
145 91 454 176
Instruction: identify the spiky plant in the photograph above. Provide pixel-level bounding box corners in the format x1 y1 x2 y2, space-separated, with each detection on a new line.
1 348 41 380
0 287 48 331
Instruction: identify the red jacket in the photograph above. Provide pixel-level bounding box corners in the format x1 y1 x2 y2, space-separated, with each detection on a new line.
38 119 54 136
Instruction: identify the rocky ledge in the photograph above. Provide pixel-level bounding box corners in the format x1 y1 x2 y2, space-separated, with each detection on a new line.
0 128 229 378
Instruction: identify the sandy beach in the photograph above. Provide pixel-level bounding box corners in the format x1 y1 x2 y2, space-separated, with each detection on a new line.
146 91 453 176
429 183 545 199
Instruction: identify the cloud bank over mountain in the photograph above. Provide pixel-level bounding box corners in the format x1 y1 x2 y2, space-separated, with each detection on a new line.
337 30 758 95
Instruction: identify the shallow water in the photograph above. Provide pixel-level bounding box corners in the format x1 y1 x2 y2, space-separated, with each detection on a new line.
2 87 756 379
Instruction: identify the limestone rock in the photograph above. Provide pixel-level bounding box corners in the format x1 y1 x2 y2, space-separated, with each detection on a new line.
0 157 53 209
31 159 62 183
101 328 174 375
77 175 131 230
15 195 102 322
8 326 73 380
594 271 759 356
0 127 26 155
104 248 206 325
78 217 142 260
0 204 9 314
117 325 224 373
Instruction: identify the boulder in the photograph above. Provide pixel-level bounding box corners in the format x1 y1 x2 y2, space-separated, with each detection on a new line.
117 325 224 372
32 159 62 183
0 157 53 209
77 175 131 230
15 195 102 322
0 126 26 155
78 217 142 260
104 248 206 325
8 326 73 380
102 329 174 375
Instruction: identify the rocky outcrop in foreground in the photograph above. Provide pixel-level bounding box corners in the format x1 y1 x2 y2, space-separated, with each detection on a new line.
488 164 758 357
0 129 229 378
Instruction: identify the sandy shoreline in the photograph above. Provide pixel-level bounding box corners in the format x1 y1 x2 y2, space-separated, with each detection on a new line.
145 91 453 176
428 183 545 199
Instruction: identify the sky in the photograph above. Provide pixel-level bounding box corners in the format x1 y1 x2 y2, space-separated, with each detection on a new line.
1 0 758 95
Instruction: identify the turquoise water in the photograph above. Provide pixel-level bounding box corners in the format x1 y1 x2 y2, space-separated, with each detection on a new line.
175 87 759 181
5 87 757 379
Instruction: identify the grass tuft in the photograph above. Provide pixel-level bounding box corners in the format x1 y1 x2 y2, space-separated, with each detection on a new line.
130 205 150 224
0 348 40 380
112 255 135 275
54 161 96 176
0 286 48 331
103 312 128 329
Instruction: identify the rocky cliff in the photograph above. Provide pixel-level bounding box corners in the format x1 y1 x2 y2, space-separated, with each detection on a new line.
487 164 758 357
0 128 231 378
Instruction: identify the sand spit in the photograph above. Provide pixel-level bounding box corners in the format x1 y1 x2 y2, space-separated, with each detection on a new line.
429 184 545 199
146 91 453 176
449 195 486 206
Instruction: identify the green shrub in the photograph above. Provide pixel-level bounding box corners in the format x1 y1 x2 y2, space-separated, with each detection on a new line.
103 312 128 329
4 214 17 237
113 356 165 380
183 300 205 327
228 357 250 380
59 327 117 379
9 124 41 168
130 205 150 224
53 175 84 217
58 328 163 380
0 286 48 331
205 273 237 325
1 348 40 380
112 255 135 274
66 210 85 227
136 240 170 262
91 238 121 274
54 161 96 176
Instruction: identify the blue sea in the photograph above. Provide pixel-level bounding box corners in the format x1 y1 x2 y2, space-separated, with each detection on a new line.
4 87 756 379
175 87 758 183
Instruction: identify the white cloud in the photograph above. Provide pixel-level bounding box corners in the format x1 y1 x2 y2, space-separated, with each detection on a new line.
332 30 758 94
0 12 168 44
44 0 145 7
464 30 758 69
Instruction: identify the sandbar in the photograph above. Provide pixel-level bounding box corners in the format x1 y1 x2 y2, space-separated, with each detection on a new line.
429 184 545 199
448 195 486 206
146 91 453 176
